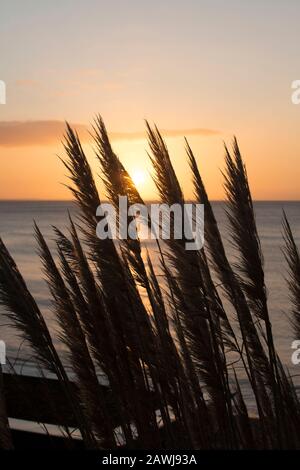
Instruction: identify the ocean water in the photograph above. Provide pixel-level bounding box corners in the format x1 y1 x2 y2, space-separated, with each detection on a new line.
1 200 300 407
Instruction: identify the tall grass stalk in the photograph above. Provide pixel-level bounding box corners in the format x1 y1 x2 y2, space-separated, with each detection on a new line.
0 117 299 449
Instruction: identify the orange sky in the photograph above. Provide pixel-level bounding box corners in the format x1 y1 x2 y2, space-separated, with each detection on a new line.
1 1 300 200
1 116 300 201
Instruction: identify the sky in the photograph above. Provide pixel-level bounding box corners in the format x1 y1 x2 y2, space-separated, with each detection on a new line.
0 0 300 200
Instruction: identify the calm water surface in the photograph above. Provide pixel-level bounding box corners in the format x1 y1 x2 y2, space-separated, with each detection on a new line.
1 200 300 411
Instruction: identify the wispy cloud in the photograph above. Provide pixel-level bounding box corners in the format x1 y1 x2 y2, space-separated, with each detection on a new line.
110 128 219 141
15 79 40 88
0 120 219 147
0 121 88 147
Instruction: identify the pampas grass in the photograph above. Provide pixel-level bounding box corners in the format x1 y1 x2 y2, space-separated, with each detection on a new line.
0 116 299 449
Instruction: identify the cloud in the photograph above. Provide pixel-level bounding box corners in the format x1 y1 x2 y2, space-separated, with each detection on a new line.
0 121 89 147
15 79 40 88
110 128 219 141
0 120 219 147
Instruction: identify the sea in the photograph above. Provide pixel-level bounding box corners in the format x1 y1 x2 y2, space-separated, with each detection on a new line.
1 200 300 414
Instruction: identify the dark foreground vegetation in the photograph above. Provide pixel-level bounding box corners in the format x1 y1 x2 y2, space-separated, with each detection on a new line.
0 117 300 449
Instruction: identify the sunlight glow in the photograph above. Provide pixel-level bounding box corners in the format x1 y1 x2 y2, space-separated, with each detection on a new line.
131 169 146 188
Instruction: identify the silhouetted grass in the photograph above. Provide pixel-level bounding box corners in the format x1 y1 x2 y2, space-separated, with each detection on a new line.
0 117 299 449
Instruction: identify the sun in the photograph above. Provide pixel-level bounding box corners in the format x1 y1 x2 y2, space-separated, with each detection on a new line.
131 169 146 188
